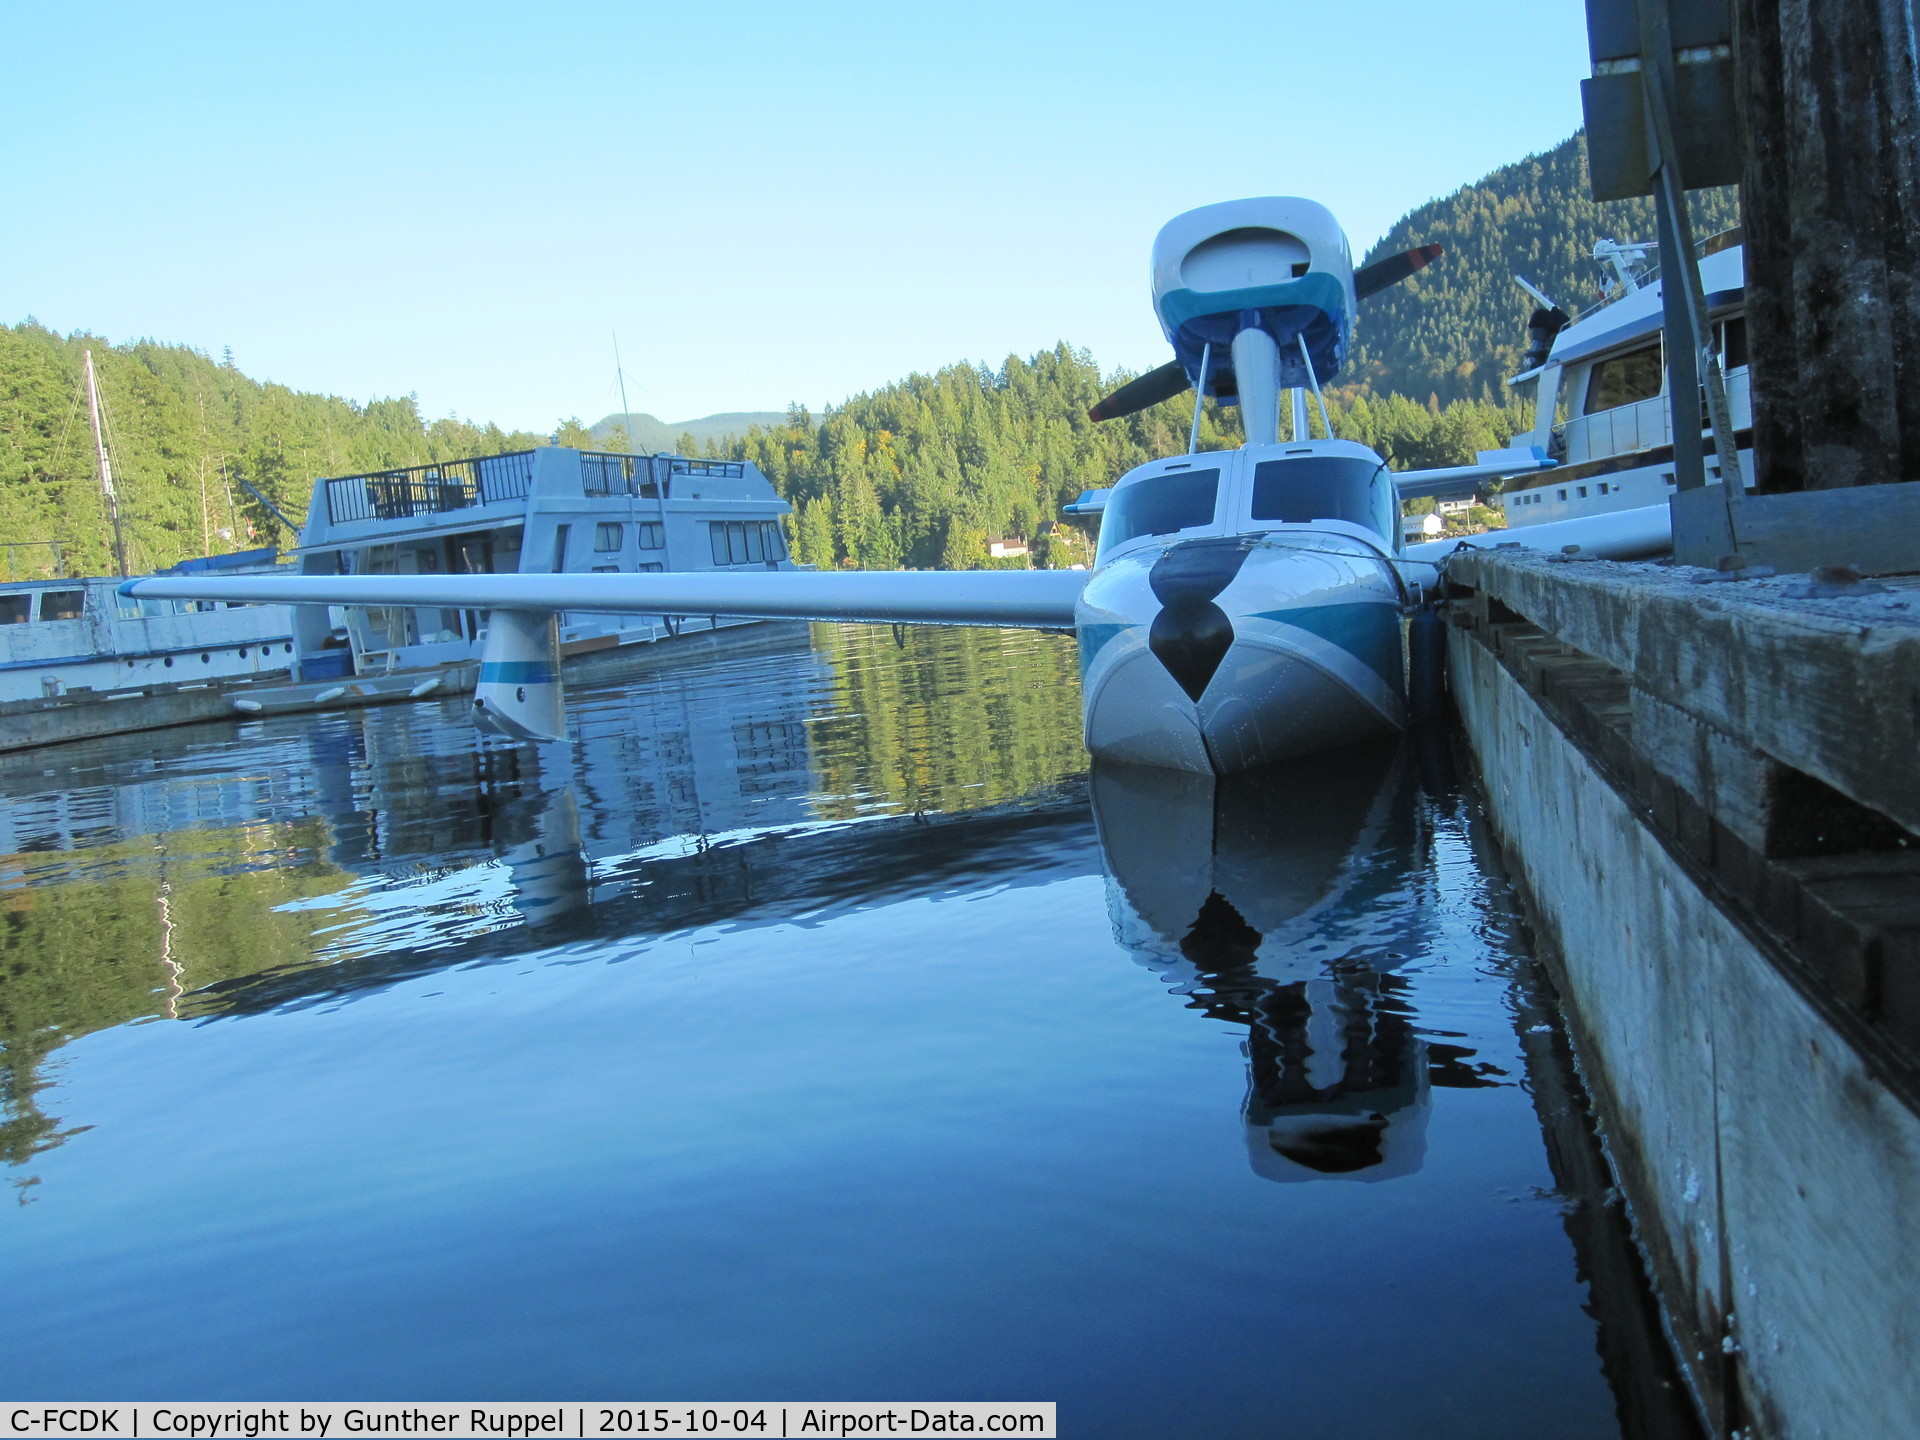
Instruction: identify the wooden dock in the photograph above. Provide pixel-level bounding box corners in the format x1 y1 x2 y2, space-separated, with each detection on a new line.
1444 548 1920 1440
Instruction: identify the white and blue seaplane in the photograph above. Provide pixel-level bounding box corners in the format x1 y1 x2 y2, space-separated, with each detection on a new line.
123 198 1673 772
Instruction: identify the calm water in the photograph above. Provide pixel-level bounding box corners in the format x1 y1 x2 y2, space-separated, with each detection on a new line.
0 623 1673 1436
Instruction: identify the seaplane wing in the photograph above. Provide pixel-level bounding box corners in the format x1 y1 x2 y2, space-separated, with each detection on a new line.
1392 447 1558 500
120 568 1089 629
1401 503 1672 563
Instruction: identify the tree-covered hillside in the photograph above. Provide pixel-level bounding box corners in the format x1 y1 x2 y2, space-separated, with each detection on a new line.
0 322 545 580
704 348 1522 570
1347 131 1741 405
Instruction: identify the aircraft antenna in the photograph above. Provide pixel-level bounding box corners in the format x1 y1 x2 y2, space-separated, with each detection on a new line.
1188 343 1211 453
1298 335 1336 440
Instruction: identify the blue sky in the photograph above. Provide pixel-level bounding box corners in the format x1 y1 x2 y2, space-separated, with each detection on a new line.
3 2 1592 429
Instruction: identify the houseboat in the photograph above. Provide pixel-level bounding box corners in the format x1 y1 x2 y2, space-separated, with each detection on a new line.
0 548 296 705
267 446 797 710
1500 229 1752 527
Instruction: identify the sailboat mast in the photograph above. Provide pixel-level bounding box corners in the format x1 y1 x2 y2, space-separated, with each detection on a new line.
84 349 131 579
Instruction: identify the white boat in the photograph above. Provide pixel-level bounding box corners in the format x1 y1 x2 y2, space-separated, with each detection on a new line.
0 550 297 705
269 445 798 709
1500 230 1751 527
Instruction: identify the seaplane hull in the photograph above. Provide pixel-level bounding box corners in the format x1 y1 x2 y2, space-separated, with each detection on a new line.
1078 534 1404 773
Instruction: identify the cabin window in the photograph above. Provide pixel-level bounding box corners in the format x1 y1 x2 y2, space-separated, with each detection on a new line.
639 561 664 573
39 590 83 621
594 522 623 552
592 564 619 573
549 525 571 573
1584 344 1663 413
1097 468 1220 557
709 521 774 565
1717 315 1749 370
638 522 664 550
762 522 787 561
0 595 28 624
1249 458 1383 528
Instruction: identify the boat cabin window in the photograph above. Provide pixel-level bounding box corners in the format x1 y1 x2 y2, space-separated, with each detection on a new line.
1249 457 1383 530
39 590 83 621
1715 315 1748 370
1584 344 1663 414
549 525 572 573
709 521 786 566
0 595 28 625
594 522 624 552
638 522 665 550
1097 468 1220 559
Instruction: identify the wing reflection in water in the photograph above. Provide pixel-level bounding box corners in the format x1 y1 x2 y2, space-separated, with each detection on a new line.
1093 742 1500 1183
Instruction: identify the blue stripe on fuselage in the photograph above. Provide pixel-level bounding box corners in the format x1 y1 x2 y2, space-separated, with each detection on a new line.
1076 623 1129 676
479 661 556 685
1251 602 1402 693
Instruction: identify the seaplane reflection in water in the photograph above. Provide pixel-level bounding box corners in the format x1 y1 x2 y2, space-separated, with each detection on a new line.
124 197 1676 774
1094 742 1506 1182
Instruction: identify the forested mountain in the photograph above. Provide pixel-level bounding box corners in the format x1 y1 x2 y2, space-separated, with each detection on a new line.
587 410 791 452
1347 131 1740 405
703 348 1520 570
0 323 543 580
0 129 1735 577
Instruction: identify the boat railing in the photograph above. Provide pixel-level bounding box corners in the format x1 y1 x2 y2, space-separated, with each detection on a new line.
580 452 747 496
325 451 537 525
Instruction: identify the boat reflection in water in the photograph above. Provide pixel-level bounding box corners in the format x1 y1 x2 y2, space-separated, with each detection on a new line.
1094 743 1501 1183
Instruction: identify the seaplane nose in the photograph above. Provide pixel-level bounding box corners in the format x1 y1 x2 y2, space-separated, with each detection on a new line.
1147 538 1254 702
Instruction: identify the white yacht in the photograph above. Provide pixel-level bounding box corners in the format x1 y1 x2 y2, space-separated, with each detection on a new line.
1500 229 1751 527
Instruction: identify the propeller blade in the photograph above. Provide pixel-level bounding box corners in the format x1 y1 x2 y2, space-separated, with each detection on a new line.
1353 242 1445 300
1088 360 1192 421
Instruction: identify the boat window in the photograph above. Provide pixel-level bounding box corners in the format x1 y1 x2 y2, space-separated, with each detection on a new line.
1097 468 1220 558
592 564 619 574
39 590 83 621
744 523 765 564
549 525 571 573
639 561 664 574
1584 344 1663 413
0 595 28 625
1717 316 1749 370
594 522 623 552
762 522 787 561
709 524 730 565
1250 458 1384 528
638 523 664 550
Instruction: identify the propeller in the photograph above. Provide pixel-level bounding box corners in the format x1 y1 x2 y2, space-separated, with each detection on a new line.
1087 359 1194 422
1353 242 1444 300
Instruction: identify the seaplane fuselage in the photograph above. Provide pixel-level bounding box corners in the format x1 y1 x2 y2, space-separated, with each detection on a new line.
1076 440 1411 772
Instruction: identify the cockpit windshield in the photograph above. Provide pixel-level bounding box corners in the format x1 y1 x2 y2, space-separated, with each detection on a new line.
1250 457 1384 534
1097 468 1220 561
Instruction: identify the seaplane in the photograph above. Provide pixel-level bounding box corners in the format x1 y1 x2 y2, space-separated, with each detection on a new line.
123 197 1675 772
